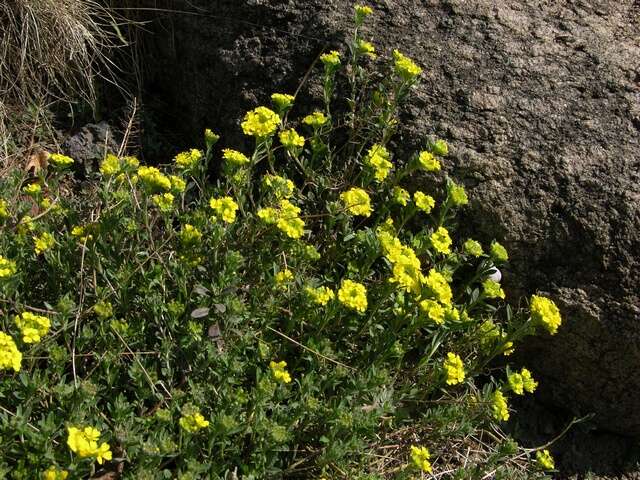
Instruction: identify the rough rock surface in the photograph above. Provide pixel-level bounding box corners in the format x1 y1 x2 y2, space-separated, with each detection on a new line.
61 121 119 171
139 0 640 442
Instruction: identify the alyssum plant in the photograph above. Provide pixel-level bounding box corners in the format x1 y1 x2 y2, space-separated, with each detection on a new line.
0 5 562 479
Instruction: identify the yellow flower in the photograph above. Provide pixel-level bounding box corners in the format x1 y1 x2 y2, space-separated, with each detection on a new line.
302 111 328 128
364 144 393 182
340 187 372 217
355 4 373 18
449 181 468 206
241 106 280 137
521 368 538 393
305 286 335 306
34 232 55 255
383 240 424 295
204 128 220 148
414 191 435 213
138 166 171 192
530 295 562 335
320 50 341 67
179 411 210 433
0 332 22 372
392 50 422 81
357 39 376 58
179 224 202 247
0 199 9 219
0 255 17 278
174 149 203 169
275 269 294 284
15 312 50 343
536 449 555 470
170 175 186 193
431 139 449 156
464 239 483 257
23 183 42 196
67 425 111 461
279 129 305 150
100 154 121 176
271 93 295 111
209 196 239 224
483 279 505 299
263 174 295 199
152 192 175 213
410 445 432 473
338 279 368 313
276 199 305 238
257 207 279 224
491 390 510 421
222 148 250 166
49 153 74 168
94 442 113 464
417 150 441 171
430 226 452 254
270 360 292 383
43 466 69 480
508 372 524 395
392 186 410 206
424 269 452 305
490 241 508 262
419 299 445 324
443 352 465 385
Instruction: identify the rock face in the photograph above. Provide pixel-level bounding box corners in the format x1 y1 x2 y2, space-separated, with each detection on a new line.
139 0 640 436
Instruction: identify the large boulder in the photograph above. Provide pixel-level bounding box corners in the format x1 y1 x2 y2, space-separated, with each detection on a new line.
138 0 640 435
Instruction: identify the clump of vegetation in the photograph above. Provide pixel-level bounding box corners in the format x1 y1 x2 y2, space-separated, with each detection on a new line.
0 5 563 479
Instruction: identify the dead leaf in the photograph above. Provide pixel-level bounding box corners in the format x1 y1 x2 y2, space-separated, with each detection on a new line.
25 148 49 174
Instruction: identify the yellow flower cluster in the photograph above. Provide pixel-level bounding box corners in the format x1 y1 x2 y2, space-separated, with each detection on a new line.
258 199 305 239
100 154 139 177
357 39 376 58
263 174 295 199
271 93 295 111
364 144 392 182
270 360 292 383
354 4 373 18
302 111 328 128
430 226 452 254
0 332 22 372
320 50 341 67
279 129 305 151
179 411 210 433
23 183 41 196
0 255 17 278
530 295 562 335
138 166 171 192
67 426 112 464
479 320 513 356
392 50 422 81
392 186 410 206
179 224 202 247
491 390 510 421
463 239 483 257
204 128 220 147
483 279 505 299
449 181 468 206
43 466 68 480
378 230 424 295
0 199 9 219
305 286 335 306
170 175 186 193
417 150 441 172
275 269 294 284
337 279 368 313
490 241 508 262
419 299 445 324
443 352 465 385
414 191 435 213
209 196 239 224
49 153 74 168
431 139 449 156
34 232 55 255
15 312 50 343
410 445 432 473
508 367 538 395
241 106 280 137
223 148 249 166
536 449 555 470
340 187 372 217
152 192 175 213
424 268 453 305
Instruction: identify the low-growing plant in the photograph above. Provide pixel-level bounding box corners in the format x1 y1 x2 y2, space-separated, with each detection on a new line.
0 5 564 479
